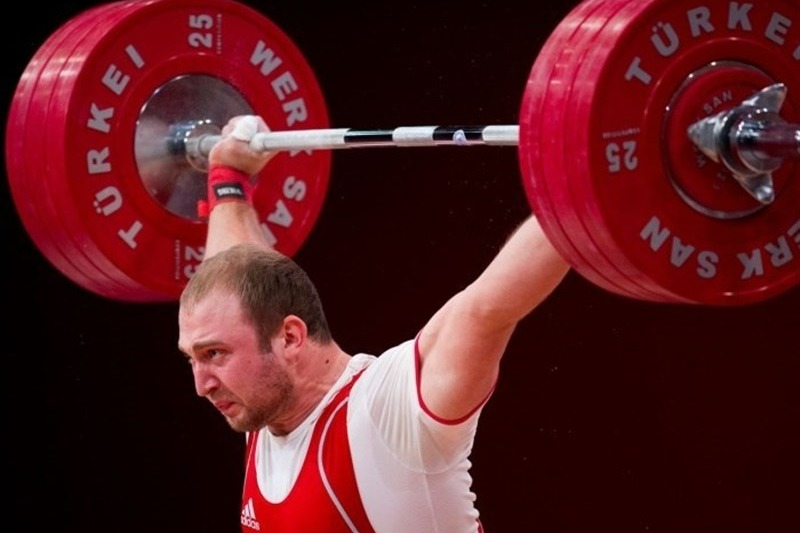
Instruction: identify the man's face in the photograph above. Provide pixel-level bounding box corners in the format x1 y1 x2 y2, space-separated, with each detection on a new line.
177 288 293 432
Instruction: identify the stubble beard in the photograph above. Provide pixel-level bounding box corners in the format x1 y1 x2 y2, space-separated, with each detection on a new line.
226 359 295 433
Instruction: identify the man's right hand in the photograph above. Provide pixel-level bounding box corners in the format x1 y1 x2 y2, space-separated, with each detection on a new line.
209 115 276 176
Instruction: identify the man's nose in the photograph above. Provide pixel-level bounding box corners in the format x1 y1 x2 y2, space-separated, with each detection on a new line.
192 366 219 397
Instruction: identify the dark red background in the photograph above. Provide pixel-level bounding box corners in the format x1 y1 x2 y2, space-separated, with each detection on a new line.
3 1 799 532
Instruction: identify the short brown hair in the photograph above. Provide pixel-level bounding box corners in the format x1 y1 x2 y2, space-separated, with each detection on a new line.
180 244 333 350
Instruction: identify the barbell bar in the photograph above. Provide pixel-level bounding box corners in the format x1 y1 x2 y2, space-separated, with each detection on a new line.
6 0 800 305
175 85 800 195
189 125 521 154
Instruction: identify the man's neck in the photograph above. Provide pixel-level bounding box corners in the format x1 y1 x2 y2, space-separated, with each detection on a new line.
270 342 351 435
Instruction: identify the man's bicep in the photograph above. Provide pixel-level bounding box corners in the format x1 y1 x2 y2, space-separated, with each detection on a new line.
416 291 511 421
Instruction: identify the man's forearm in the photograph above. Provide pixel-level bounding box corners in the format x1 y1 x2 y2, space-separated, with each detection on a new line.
467 215 570 328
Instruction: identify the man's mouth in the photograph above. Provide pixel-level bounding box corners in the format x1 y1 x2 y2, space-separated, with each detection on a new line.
213 400 236 415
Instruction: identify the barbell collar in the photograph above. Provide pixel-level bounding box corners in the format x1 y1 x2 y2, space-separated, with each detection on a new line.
687 83 799 205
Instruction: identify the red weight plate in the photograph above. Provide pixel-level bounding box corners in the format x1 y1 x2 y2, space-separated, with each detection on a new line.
520 0 670 302
25 3 156 300
7 5 102 283
520 0 623 294
559 0 682 303
31 2 186 301
549 0 679 302
7 3 143 298
574 0 800 305
519 0 630 297
40 0 331 301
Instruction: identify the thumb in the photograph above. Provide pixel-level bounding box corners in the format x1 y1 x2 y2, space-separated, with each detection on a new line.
230 115 260 141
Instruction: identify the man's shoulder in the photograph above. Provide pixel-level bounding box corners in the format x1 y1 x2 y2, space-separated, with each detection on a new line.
350 338 417 389
355 338 416 366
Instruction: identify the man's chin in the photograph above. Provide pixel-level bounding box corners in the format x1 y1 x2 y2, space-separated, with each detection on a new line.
225 413 262 433
224 415 247 432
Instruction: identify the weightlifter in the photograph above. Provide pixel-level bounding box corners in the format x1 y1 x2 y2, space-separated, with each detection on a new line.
177 115 570 532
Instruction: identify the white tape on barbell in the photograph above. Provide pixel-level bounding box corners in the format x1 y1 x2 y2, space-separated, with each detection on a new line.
231 115 260 142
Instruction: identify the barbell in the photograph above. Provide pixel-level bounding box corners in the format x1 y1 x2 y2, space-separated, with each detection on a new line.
5 0 799 305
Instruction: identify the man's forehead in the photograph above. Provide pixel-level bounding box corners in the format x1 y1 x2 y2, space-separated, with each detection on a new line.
182 285 239 309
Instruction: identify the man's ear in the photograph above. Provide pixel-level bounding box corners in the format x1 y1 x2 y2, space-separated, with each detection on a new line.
280 315 308 352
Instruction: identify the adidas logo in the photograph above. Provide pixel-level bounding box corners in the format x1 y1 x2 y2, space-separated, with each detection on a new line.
241 498 261 530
